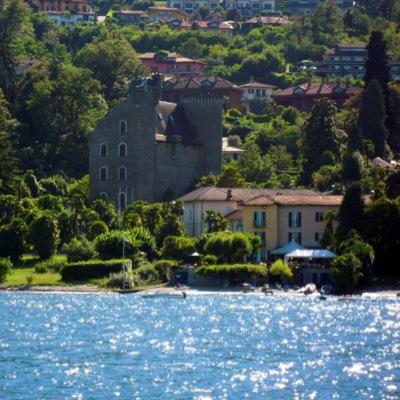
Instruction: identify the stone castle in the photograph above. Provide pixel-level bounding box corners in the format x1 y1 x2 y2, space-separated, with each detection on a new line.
89 75 224 208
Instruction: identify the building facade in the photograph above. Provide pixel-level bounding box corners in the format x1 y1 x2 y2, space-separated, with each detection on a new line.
286 0 353 13
30 0 93 24
271 82 361 112
315 44 400 81
167 0 276 16
139 52 205 76
239 81 276 102
89 76 224 206
179 187 342 260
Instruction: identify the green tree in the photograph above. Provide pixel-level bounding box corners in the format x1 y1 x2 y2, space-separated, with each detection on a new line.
217 161 247 187
26 64 108 177
300 99 345 185
341 151 363 183
358 80 390 158
0 218 27 261
0 0 29 100
179 37 203 59
29 212 60 259
75 34 146 102
364 196 400 276
364 31 390 94
161 235 197 260
336 183 365 241
320 210 336 249
203 210 228 233
331 253 363 292
0 89 18 192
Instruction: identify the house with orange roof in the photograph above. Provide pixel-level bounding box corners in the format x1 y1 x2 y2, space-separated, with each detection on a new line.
30 0 93 24
179 186 342 261
161 75 243 109
139 52 205 76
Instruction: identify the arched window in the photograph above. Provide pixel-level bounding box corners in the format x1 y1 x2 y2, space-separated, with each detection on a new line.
99 167 108 181
99 192 108 199
119 192 126 211
119 143 127 157
120 120 127 133
100 143 107 157
118 166 127 181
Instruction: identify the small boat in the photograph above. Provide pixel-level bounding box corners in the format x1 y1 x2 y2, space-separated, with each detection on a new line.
141 290 186 299
319 295 327 300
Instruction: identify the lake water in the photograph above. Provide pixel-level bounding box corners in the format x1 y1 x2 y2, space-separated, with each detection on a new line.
0 293 399 399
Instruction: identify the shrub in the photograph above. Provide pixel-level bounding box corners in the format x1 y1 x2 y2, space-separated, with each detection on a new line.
161 236 197 260
0 258 12 283
87 220 108 240
105 271 137 289
196 264 267 281
331 253 363 292
153 259 179 282
34 257 67 273
61 259 132 281
64 237 97 262
135 263 160 285
26 275 33 286
202 254 218 265
269 259 293 281
35 263 48 273
94 231 139 260
204 232 258 263
29 213 60 259
130 226 158 259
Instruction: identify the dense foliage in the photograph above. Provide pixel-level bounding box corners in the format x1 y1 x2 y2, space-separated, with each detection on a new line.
0 0 400 284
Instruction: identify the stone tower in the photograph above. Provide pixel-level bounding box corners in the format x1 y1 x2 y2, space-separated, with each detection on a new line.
180 96 224 176
89 76 223 207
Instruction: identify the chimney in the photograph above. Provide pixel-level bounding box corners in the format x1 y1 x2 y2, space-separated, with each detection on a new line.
226 189 233 200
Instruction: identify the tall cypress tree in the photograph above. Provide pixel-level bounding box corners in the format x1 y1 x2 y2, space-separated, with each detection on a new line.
364 31 390 97
336 183 365 242
300 98 344 186
0 88 18 192
358 79 390 158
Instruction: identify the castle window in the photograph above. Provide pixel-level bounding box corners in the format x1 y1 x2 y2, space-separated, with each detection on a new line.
119 192 126 211
99 192 108 199
120 120 127 133
99 167 108 181
119 143 127 157
118 166 127 181
100 143 108 157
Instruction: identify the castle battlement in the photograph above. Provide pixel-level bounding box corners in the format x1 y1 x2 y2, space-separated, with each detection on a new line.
181 95 225 104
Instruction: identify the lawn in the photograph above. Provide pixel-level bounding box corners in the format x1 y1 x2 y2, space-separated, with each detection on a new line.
4 255 65 287
5 267 63 286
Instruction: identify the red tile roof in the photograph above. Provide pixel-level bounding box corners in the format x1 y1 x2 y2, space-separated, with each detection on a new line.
163 75 242 92
272 82 361 97
179 187 318 202
239 81 276 89
272 195 343 206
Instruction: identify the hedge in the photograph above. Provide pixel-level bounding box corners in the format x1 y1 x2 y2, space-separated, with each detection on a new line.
61 259 132 281
196 264 267 279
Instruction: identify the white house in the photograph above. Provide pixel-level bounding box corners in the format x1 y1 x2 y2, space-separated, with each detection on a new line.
239 81 276 102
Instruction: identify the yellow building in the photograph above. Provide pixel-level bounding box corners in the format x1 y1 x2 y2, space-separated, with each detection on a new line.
180 187 342 261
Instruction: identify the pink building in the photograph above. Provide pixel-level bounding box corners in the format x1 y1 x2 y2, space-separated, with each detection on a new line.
139 52 205 76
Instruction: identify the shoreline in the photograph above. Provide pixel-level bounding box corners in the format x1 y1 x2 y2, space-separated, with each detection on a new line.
0 284 399 297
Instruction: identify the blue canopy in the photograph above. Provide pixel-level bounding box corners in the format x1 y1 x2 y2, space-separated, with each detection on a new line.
270 241 305 255
285 249 336 262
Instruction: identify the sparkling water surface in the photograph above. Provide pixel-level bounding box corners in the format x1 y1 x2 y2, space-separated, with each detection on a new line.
0 293 399 399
